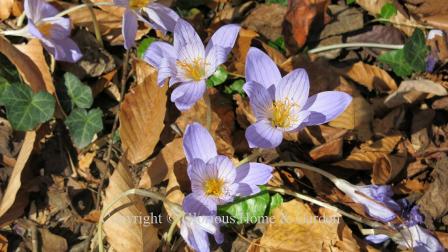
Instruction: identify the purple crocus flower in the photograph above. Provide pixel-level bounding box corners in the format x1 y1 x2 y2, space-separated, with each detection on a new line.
180 196 223 252
426 30 445 73
243 47 352 149
182 122 273 214
144 19 240 111
24 0 82 62
334 180 400 222
113 0 179 49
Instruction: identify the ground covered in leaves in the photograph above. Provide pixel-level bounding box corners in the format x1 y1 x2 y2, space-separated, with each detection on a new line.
0 0 448 251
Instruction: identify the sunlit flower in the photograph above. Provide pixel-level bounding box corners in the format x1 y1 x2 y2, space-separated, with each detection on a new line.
24 0 82 62
180 196 223 252
243 47 352 149
144 19 240 111
182 122 273 214
426 29 445 73
113 0 179 49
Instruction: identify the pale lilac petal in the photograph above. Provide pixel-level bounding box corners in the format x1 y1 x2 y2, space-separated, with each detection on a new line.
365 234 390 244
180 218 211 252
25 0 58 21
144 3 179 33
45 38 83 63
427 29 444 40
188 159 208 193
174 19 203 53
245 120 283 149
38 17 71 40
243 81 272 120
176 43 206 81
235 163 273 185
285 110 311 132
113 0 128 7
204 46 226 77
302 91 352 126
143 41 176 68
214 230 224 245
399 225 444 252
183 122 217 163
233 183 260 197
204 24 240 71
27 21 46 40
171 80 206 111
183 193 215 216
275 68 309 109
122 9 138 49
156 57 176 86
206 155 236 183
245 47 281 97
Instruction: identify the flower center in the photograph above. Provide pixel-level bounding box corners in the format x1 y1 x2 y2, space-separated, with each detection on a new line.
128 0 151 10
177 59 206 81
203 178 225 197
270 99 299 128
37 22 53 37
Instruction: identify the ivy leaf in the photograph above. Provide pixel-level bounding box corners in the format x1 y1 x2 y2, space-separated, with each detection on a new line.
206 66 228 87
64 72 93 109
224 79 245 95
218 190 271 224
0 76 12 105
379 3 397 19
137 37 156 59
378 49 413 78
404 29 429 72
268 37 286 53
268 193 283 215
65 108 103 148
2 83 55 131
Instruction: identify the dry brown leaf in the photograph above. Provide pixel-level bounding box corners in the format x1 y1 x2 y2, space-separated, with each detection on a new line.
231 28 258 75
298 125 348 146
329 95 373 141
340 61 397 92
309 138 343 162
372 153 407 184
334 134 402 170
259 200 359 252
0 131 35 226
40 228 68 252
0 36 47 92
103 157 159 251
164 158 186 219
119 61 168 164
0 0 14 20
0 233 7 252
385 79 448 107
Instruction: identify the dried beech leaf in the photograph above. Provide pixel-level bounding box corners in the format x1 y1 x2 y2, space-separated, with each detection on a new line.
309 138 343 162
119 62 168 164
231 28 258 75
334 134 402 170
340 61 397 92
259 200 359 251
103 157 159 251
372 153 407 184
385 79 448 107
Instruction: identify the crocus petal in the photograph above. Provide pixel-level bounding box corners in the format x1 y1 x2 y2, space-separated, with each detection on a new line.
245 120 283 149
285 110 312 132
243 81 273 120
183 193 216 216
206 155 236 183
302 91 352 126
275 68 310 109
398 225 444 252
180 218 211 252
157 58 177 86
183 122 217 163
143 41 176 68
245 47 281 97
44 38 83 63
113 0 128 7
176 42 206 81
174 19 203 53
204 24 240 72
365 234 390 244
38 17 71 40
427 29 444 40
25 0 58 21
144 3 179 33
188 159 208 193
122 9 138 50
234 163 273 196
171 80 206 111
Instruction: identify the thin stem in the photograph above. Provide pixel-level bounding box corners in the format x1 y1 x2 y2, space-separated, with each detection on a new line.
271 161 339 183
308 43 404 54
228 72 245 79
16 12 26 27
236 149 262 167
83 0 104 47
163 215 184 245
266 186 384 228
204 91 212 131
55 2 115 18
369 18 434 30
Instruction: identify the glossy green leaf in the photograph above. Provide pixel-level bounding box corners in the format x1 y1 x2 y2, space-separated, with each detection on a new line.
2 83 55 131
137 37 156 59
207 66 228 87
379 3 397 19
0 76 12 105
268 193 283 215
218 190 270 224
64 72 93 109
65 108 103 148
404 29 429 72
268 37 286 53
378 49 413 78
224 79 245 95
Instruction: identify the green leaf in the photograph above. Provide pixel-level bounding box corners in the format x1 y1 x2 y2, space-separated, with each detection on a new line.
378 49 413 78
0 76 12 105
2 83 55 131
268 193 283 215
346 0 356 4
218 190 270 224
137 37 156 59
404 29 429 72
206 66 228 87
265 0 288 6
65 108 103 148
379 3 397 19
64 72 93 109
268 37 286 53
224 79 245 95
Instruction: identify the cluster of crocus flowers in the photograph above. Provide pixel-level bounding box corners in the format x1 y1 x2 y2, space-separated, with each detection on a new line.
243 47 352 149
22 0 82 62
113 0 179 49
144 19 240 111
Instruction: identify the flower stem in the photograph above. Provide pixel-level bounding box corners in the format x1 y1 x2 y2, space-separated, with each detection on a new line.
55 2 115 18
204 91 212 131
228 72 245 79
270 161 339 184
163 214 184 245
308 43 404 54
82 0 104 47
266 186 384 228
237 148 262 167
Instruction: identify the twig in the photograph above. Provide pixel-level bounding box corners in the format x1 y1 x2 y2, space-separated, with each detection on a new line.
308 43 404 54
270 161 339 183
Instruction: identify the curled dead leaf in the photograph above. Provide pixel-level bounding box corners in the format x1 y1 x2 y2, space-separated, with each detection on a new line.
309 138 344 163
372 153 407 184
339 61 398 92
385 79 448 107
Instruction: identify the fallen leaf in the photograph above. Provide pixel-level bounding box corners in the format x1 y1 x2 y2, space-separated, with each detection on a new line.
0 0 14 20
298 125 348 146
40 228 68 252
103 157 160 251
339 61 398 92
119 61 168 164
309 138 344 162
231 28 259 75
372 152 407 184
384 79 448 107
241 4 287 41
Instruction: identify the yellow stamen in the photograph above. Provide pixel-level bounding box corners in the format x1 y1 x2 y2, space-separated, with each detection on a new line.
128 0 151 10
37 22 53 37
203 178 225 197
270 99 299 128
176 58 206 81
